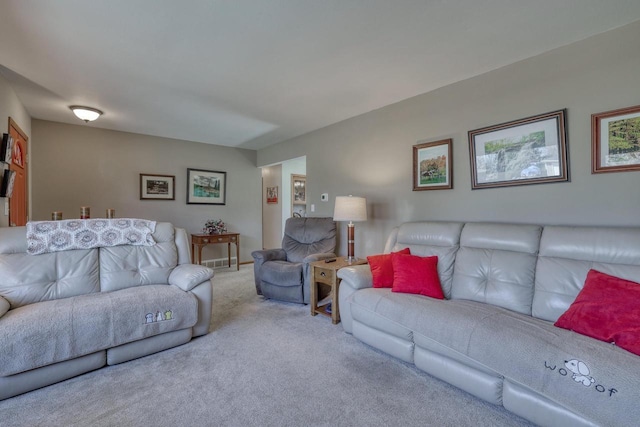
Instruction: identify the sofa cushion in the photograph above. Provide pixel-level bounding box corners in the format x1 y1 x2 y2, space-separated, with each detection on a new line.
466 307 640 427
391 254 443 299
0 284 197 377
0 249 100 309
451 223 541 315
384 221 463 298
554 269 640 356
533 225 640 322
367 248 410 288
100 223 178 292
350 289 503 355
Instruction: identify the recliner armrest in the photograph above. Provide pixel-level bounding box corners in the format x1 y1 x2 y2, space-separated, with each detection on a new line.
0 295 9 318
302 252 336 264
251 248 287 266
337 264 373 290
169 264 214 291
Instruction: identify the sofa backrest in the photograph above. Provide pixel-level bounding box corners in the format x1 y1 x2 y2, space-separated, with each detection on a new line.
384 221 463 298
0 227 100 309
384 221 640 322
100 222 179 292
533 225 640 322
450 223 542 315
0 221 185 309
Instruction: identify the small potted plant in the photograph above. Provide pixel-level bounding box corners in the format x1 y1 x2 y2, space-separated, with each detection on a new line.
203 219 227 235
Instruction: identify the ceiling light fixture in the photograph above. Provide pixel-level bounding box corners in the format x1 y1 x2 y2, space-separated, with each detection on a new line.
70 106 103 123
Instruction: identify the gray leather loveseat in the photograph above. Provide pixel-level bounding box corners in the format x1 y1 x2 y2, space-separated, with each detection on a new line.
338 221 640 426
0 220 213 400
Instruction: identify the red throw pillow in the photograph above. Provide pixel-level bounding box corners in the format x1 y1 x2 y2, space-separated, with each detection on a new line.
554 269 640 356
391 253 444 299
367 248 411 288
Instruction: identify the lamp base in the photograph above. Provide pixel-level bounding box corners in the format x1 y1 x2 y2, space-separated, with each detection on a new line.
345 255 359 264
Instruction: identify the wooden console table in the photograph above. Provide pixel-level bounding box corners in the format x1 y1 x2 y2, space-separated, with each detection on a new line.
191 233 240 271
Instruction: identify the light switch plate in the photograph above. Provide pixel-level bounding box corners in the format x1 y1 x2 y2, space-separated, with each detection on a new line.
321 193 328 201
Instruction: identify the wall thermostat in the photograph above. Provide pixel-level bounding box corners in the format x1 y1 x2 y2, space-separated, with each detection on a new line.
321 193 329 201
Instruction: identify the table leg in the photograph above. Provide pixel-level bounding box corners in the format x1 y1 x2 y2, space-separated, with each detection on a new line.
198 244 203 266
236 237 240 271
332 281 340 324
310 266 318 316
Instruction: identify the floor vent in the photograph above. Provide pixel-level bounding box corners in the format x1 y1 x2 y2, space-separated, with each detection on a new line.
201 257 238 269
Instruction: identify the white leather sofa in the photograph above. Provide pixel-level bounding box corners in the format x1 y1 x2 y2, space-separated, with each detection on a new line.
0 221 213 400
338 221 640 427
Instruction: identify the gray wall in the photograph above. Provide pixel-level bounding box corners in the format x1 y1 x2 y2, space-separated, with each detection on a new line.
257 21 640 258
0 73 31 227
261 163 282 249
31 119 261 263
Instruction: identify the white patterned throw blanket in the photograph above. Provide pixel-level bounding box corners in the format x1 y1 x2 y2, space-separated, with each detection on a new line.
26 218 156 255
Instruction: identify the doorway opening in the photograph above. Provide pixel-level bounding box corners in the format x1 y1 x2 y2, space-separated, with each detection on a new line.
261 156 306 249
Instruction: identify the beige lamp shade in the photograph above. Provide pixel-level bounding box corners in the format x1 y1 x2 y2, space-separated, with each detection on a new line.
333 196 367 222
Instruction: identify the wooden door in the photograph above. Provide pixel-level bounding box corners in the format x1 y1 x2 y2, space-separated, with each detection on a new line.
8 118 28 226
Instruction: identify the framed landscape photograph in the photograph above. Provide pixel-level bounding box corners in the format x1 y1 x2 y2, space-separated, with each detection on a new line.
140 173 175 200
413 138 453 191
592 104 640 173
187 168 226 205
468 109 568 189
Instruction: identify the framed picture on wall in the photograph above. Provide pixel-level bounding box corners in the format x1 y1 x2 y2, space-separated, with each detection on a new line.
0 169 16 198
468 109 568 189
413 138 453 191
266 186 278 204
592 104 640 173
187 168 227 205
140 173 175 200
1 133 13 164
292 174 306 203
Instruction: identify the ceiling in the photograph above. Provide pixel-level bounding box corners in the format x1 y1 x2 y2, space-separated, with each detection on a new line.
2 1 640 151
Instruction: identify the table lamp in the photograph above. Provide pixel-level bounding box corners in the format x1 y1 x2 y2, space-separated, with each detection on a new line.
333 195 367 263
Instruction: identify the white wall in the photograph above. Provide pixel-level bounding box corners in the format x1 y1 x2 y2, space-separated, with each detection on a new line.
31 120 261 263
0 72 31 227
257 21 640 258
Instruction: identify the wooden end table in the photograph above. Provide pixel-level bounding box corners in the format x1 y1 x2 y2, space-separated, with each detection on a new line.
310 257 368 324
191 233 240 271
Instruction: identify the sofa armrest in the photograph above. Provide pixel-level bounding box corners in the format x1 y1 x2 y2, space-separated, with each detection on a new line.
169 264 214 292
337 264 373 290
337 264 373 334
0 295 9 318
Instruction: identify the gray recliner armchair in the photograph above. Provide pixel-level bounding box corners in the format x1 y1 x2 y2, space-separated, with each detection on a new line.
252 217 336 304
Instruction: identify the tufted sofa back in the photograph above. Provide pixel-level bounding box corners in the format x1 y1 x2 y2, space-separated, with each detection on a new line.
384 221 463 298
382 221 640 323
450 223 542 315
0 222 189 309
533 225 640 322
